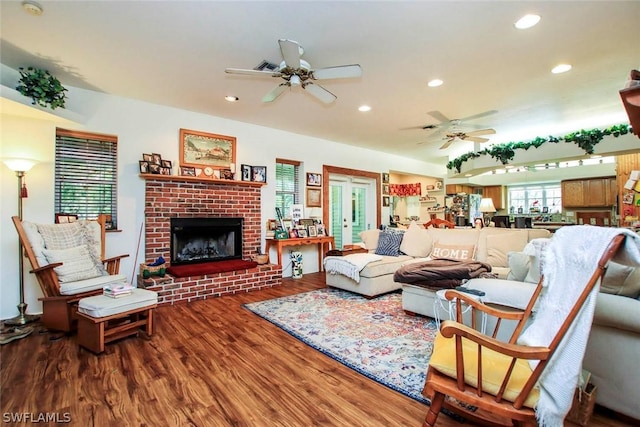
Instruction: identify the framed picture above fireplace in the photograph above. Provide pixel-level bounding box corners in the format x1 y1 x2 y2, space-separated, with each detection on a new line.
179 128 236 170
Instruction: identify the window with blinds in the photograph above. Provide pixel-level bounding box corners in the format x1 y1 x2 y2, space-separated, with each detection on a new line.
55 128 118 229
275 159 300 218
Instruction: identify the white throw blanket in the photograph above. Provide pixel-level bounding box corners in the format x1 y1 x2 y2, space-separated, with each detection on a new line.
323 253 383 282
517 226 640 426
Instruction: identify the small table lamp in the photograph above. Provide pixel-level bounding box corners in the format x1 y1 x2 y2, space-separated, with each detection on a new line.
479 197 496 227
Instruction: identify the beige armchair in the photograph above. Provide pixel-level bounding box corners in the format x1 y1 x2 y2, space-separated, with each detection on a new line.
12 215 129 332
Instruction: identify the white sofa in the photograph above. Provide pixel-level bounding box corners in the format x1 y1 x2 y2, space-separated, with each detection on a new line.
324 223 550 297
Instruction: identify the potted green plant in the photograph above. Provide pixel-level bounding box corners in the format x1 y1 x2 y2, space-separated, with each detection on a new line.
15 66 68 110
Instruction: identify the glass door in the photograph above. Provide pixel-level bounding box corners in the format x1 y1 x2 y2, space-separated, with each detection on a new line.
329 174 376 248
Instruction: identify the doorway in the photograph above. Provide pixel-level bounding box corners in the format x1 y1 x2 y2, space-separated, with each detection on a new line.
323 166 381 248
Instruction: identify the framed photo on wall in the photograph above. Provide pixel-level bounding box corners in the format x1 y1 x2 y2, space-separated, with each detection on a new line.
307 188 322 207
383 196 390 207
382 172 389 183
179 128 236 169
306 172 322 186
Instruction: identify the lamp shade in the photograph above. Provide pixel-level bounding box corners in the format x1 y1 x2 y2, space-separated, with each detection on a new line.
3 158 38 172
479 197 496 213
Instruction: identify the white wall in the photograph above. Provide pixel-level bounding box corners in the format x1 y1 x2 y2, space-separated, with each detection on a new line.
0 83 445 319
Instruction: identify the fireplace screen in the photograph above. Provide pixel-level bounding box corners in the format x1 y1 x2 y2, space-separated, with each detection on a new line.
170 217 243 265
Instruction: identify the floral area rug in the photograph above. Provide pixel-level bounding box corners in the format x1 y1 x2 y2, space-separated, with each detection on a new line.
243 288 437 404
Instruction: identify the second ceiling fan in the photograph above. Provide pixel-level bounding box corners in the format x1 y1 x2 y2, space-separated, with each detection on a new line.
440 128 496 149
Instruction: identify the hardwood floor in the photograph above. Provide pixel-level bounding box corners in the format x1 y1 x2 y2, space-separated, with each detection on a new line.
0 272 634 426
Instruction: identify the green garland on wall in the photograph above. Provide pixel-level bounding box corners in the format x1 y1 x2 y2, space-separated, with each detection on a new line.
446 123 632 173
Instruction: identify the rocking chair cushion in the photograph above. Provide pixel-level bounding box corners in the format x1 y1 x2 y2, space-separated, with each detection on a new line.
59 274 127 295
428 332 540 408
43 245 106 283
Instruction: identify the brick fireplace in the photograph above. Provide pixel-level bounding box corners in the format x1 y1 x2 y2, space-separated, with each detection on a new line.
140 176 282 305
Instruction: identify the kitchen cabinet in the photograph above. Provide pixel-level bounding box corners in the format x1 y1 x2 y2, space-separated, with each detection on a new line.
445 184 477 195
562 177 616 207
482 186 504 210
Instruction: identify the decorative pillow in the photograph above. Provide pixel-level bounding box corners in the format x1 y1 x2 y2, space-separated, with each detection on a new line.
399 221 433 258
523 238 552 284
374 230 404 256
485 232 529 268
506 252 531 282
37 222 84 250
358 229 380 250
600 262 640 297
430 242 475 261
43 245 106 283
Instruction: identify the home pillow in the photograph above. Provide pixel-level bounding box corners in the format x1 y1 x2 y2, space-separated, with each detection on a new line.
43 245 106 283
37 222 84 250
374 230 404 256
486 232 529 268
506 252 531 282
523 238 552 284
358 229 380 250
600 262 640 297
399 221 433 258
430 242 475 261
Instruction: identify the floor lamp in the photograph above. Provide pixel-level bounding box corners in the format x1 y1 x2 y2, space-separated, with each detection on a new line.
479 197 496 227
3 158 40 326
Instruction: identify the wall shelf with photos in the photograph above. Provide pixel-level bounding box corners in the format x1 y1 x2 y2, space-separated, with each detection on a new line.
139 173 266 187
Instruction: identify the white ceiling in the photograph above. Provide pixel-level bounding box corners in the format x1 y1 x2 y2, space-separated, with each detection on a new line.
1 1 638 166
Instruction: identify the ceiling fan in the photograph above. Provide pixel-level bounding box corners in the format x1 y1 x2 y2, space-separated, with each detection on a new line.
225 39 362 104
440 128 496 149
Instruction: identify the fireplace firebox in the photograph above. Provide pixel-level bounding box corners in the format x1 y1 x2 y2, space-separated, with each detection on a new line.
170 217 243 265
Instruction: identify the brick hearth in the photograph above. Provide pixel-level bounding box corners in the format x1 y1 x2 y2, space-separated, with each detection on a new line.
140 176 282 305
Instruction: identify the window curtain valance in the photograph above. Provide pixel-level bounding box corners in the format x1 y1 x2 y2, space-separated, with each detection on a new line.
389 183 422 196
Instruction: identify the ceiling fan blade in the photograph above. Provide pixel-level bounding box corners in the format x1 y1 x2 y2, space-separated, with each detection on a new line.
303 82 336 104
427 110 451 124
465 136 490 143
460 109 498 122
262 83 289 103
312 64 362 80
466 128 496 137
439 138 455 150
278 39 301 69
225 68 281 77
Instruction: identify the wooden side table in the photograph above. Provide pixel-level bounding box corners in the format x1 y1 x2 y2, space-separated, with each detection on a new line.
265 236 335 271
325 245 369 257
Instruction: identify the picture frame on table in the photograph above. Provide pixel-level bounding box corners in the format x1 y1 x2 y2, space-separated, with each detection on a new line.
299 219 314 228
316 224 326 236
55 213 78 224
160 166 171 175
161 160 172 169
152 153 163 165
241 164 252 181
298 229 308 238
251 166 267 183
308 225 318 237
179 128 236 169
180 166 196 177
142 153 153 162
139 161 150 174
306 172 322 187
542 206 549 213
306 188 322 207
220 169 234 180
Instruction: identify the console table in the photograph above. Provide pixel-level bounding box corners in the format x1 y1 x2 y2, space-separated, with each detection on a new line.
266 236 335 271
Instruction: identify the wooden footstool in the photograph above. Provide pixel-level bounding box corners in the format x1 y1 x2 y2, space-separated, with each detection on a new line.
76 288 158 354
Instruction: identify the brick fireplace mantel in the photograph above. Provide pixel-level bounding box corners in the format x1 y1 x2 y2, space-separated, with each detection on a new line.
140 175 281 305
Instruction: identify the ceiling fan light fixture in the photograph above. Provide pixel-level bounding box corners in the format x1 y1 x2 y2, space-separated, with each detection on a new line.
22 1 43 16
514 14 540 29
289 75 301 86
427 79 443 87
551 63 572 74
358 105 371 112
224 95 239 102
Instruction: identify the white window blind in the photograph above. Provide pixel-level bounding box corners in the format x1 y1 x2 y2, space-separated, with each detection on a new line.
275 159 300 218
55 128 118 228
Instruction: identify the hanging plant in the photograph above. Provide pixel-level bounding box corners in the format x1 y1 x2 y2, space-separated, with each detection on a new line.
446 123 632 173
15 66 68 110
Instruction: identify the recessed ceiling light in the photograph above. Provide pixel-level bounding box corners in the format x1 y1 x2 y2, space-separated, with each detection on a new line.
551 64 572 74
224 95 239 102
514 14 540 30
427 79 443 87
358 105 371 112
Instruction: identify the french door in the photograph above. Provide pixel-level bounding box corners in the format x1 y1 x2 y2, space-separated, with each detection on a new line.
328 174 377 248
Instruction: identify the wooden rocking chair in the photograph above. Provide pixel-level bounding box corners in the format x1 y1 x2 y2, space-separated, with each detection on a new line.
422 230 630 426
12 215 129 333
423 218 455 229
